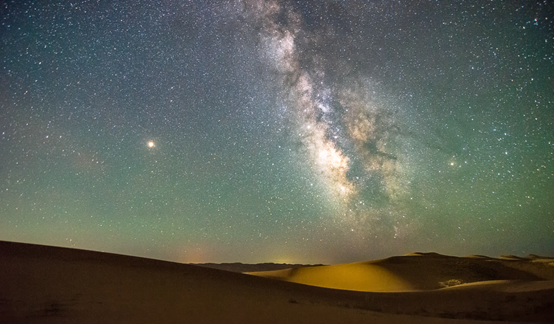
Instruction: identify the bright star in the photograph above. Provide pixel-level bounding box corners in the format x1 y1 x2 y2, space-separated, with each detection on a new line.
147 141 155 148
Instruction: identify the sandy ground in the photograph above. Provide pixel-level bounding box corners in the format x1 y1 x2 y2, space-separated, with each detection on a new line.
1 241 553 323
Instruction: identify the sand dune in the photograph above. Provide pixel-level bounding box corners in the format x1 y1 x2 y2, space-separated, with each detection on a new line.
1 241 553 323
247 252 554 292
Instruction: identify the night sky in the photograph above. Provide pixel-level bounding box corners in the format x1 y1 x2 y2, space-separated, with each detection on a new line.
1 1 553 264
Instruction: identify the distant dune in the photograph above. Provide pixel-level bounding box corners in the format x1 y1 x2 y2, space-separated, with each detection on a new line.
1 241 553 323
247 251 554 292
194 262 325 273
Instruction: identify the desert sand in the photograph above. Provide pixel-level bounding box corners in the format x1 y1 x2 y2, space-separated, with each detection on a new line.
1 241 553 323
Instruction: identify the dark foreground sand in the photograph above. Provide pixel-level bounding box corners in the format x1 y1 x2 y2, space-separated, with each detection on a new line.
1 241 553 323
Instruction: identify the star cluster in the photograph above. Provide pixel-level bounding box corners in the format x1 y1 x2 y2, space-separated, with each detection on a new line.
1 1 553 263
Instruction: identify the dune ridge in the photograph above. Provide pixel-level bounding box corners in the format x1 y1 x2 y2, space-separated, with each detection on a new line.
1 240 553 323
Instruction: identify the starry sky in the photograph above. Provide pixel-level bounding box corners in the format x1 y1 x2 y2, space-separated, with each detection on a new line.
1 1 553 264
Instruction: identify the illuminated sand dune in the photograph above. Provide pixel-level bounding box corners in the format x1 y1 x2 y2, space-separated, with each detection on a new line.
1 241 553 323
247 252 554 292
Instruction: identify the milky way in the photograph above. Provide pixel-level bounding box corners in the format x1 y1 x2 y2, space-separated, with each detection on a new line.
1 1 553 263
247 1 416 244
